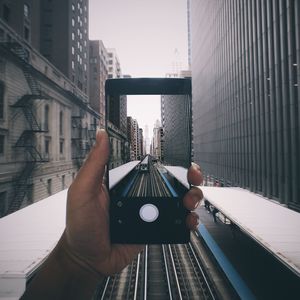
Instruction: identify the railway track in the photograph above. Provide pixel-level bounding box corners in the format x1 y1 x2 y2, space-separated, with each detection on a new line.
95 234 217 300
94 159 218 299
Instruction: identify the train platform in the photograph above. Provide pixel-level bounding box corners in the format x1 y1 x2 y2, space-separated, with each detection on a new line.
165 166 300 297
0 161 140 299
0 190 67 299
108 160 140 189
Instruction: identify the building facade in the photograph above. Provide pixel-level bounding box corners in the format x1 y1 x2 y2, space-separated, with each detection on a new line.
161 93 191 168
138 128 144 159
0 0 40 49
0 19 98 217
89 40 108 127
40 0 89 94
151 120 164 161
190 0 300 211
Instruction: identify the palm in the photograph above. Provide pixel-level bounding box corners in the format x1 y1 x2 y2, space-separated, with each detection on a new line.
65 182 143 276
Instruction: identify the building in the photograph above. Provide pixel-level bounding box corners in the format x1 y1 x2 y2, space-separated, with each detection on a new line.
161 93 191 167
190 1 300 211
127 116 136 161
161 73 191 168
107 48 122 79
138 128 144 159
106 49 129 167
89 40 108 127
107 49 127 134
107 121 128 169
127 117 141 161
39 0 89 94
0 19 99 217
0 0 40 49
151 120 164 161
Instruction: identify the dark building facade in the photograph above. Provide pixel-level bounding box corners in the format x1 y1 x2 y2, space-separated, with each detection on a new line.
0 0 40 48
161 93 191 168
40 0 89 94
89 40 108 127
191 1 300 211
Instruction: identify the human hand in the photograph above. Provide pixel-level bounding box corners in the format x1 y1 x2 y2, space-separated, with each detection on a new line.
21 129 204 300
59 129 203 277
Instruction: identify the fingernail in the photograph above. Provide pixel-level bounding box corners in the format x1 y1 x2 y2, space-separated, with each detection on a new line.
192 162 201 172
193 196 200 209
96 128 106 144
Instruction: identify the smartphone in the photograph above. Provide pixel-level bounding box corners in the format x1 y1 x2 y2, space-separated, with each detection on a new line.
105 78 192 244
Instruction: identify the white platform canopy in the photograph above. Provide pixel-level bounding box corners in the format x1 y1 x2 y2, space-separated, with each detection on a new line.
0 162 140 299
109 161 140 189
165 166 300 277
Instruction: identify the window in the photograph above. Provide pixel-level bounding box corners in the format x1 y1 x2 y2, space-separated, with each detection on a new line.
47 179 52 196
72 60 75 70
60 139 64 154
44 105 49 130
84 52 87 59
72 3 75 11
3 4 10 22
72 46 74 55
45 139 50 154
72 18 75 26
0 81 4 119
59 111 63 135
0 191 7 217
62 175 65 189
84 64 86 71
0 135 4 155
24 26 30 41
24 4 29 18
72 32 75 40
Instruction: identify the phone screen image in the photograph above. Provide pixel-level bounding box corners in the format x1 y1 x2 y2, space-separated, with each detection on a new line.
105 78 191 244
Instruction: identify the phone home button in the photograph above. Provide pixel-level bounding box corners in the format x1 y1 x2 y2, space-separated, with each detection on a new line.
139 204 159 222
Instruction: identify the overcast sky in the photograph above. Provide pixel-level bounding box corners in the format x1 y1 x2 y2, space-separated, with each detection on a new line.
89 0 188 140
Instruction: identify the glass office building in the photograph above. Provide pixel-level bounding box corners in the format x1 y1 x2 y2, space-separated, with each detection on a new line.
191 0 300 211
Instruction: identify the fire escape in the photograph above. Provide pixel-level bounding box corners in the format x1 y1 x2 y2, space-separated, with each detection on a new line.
6 42 49 214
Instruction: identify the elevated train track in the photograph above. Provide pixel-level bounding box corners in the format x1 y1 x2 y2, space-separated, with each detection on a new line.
95 158 218 299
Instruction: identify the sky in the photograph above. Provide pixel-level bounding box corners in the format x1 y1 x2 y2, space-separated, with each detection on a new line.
89 0 189 136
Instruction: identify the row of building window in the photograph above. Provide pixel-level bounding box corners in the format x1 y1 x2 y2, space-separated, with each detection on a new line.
0 171 77 216
71 60 87 71
0 134 65 157
72 2 87 14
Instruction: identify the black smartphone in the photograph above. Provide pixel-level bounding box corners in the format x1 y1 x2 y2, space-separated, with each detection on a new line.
105 78 192 244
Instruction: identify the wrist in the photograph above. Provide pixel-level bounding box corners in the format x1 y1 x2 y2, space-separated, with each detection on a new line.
21 232 104 300
53 232 105 283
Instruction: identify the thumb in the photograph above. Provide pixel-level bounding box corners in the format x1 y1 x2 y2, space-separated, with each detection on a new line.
75 129 110 190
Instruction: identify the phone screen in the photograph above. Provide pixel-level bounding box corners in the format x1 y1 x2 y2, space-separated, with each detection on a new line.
105 78 191 244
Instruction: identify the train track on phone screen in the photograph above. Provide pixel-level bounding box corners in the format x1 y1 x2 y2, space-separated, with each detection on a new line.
94 159 218 299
